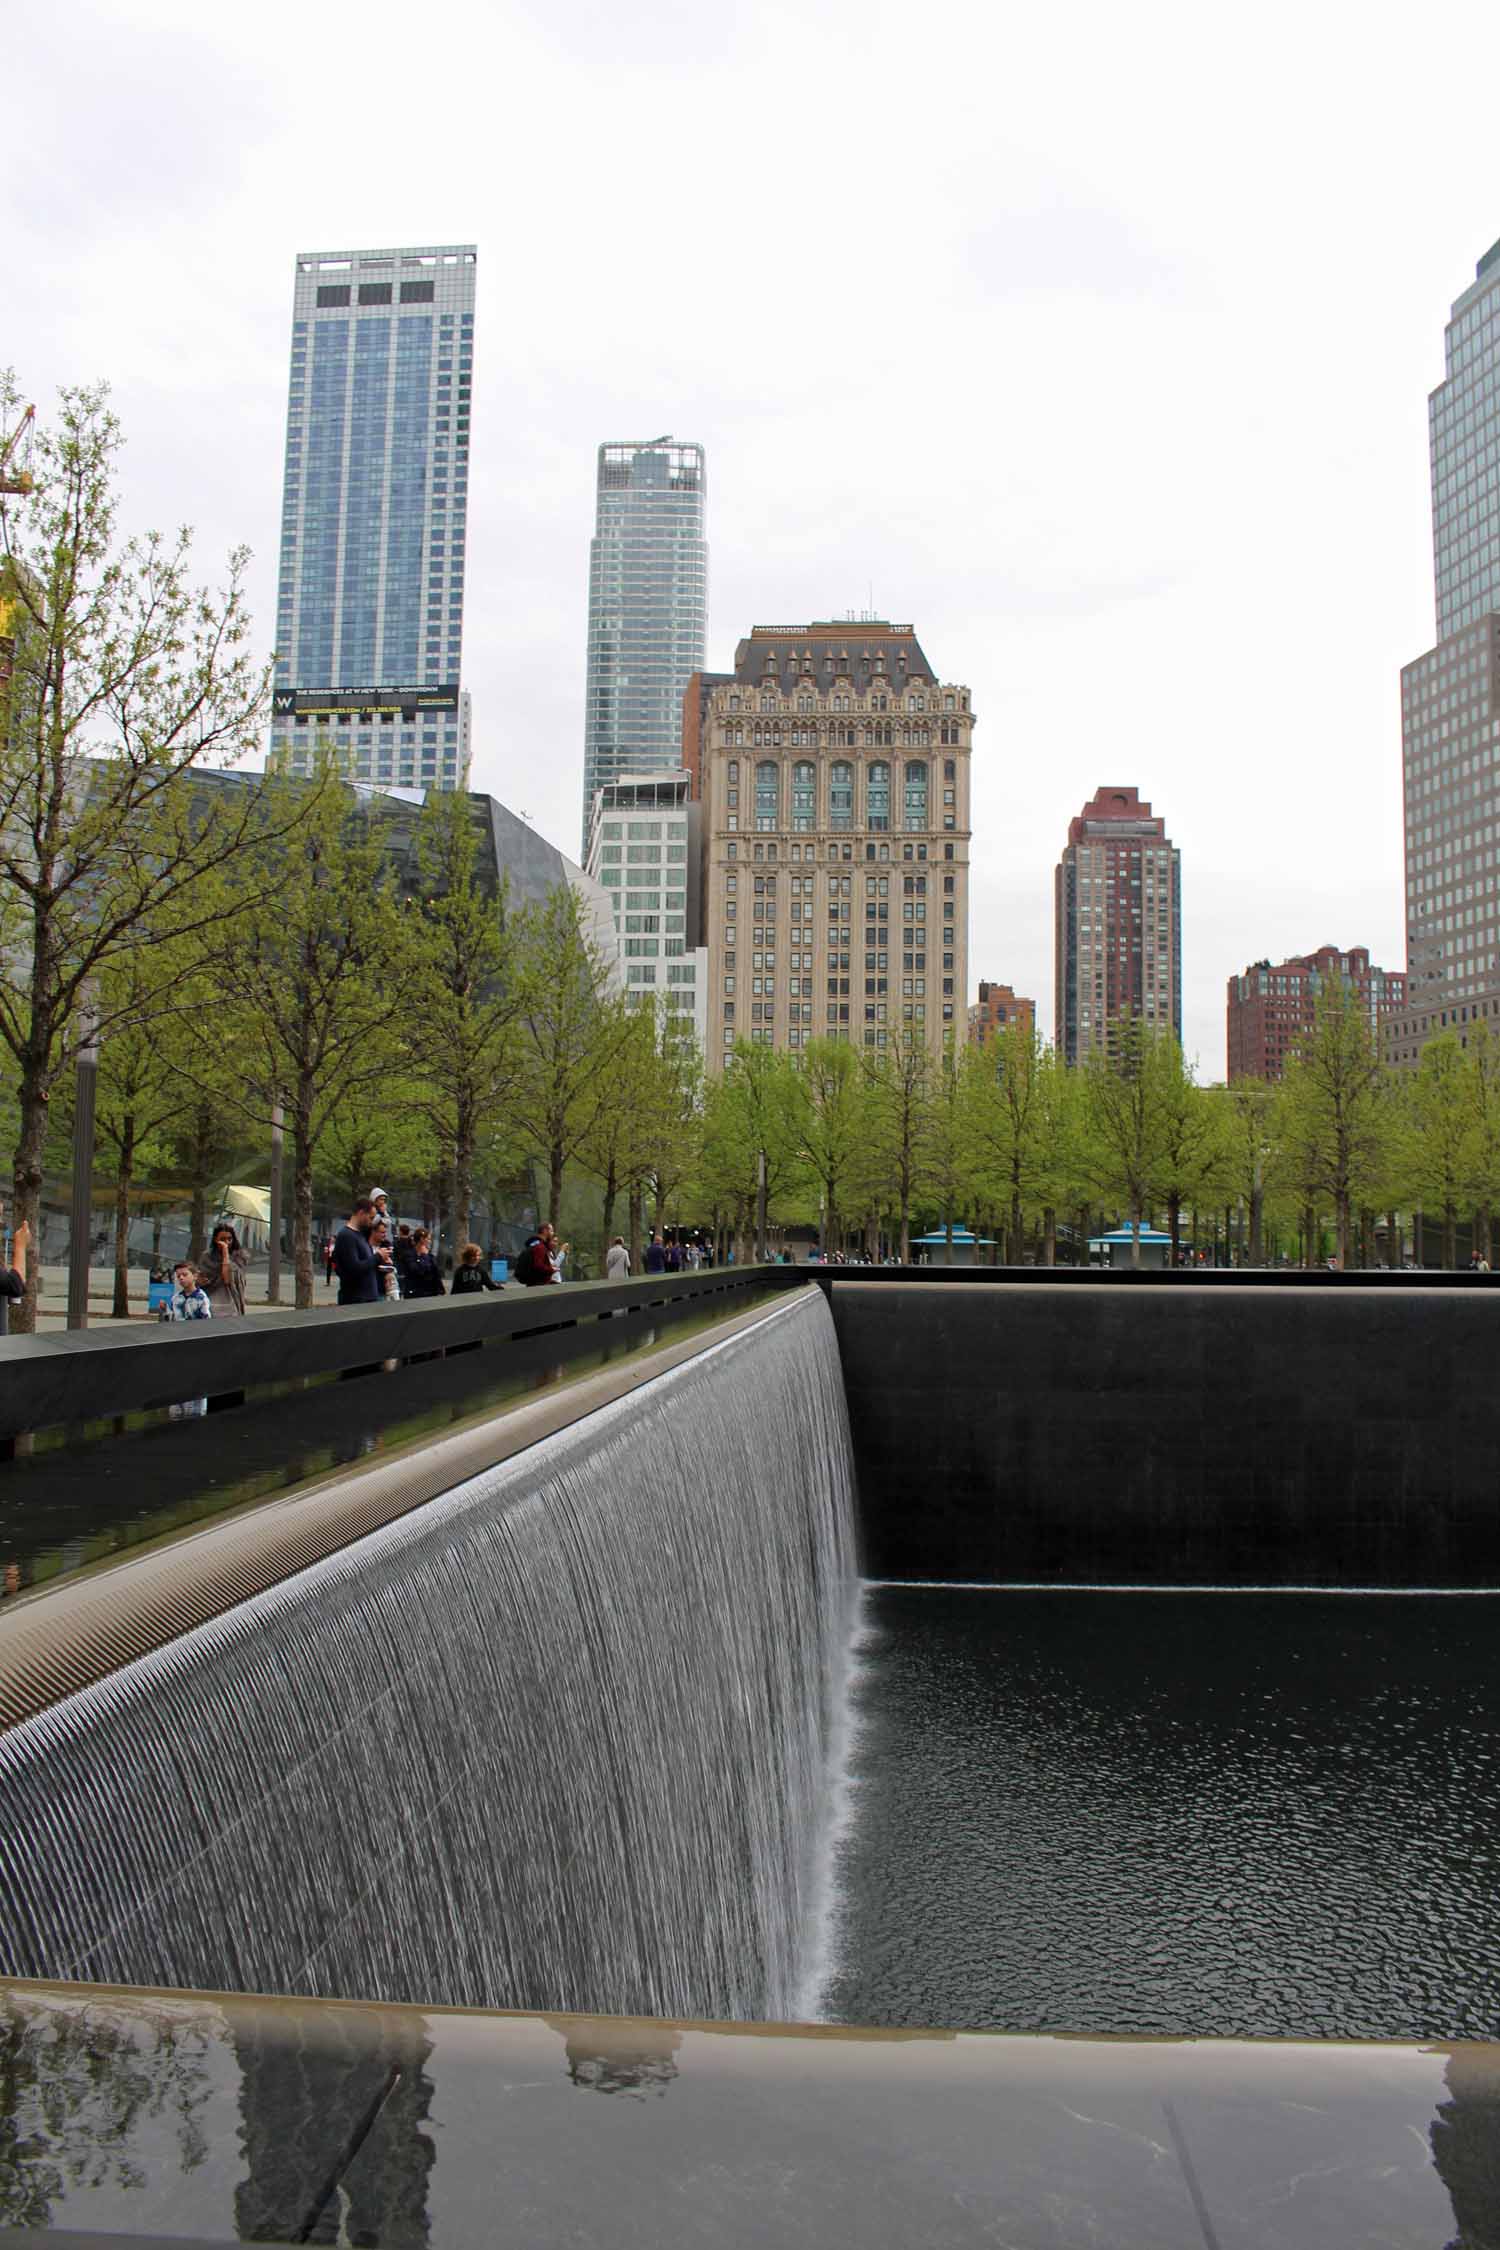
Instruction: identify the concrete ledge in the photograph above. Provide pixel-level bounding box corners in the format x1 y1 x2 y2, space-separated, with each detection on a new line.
0 1268 799 1439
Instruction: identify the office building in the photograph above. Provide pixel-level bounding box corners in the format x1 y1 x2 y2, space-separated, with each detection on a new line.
967 982 1036 1045
1227 947 1406 1082
585 772 707 1049
1389 238 1500 1064
582 439 707 848
699 621 972 1067
269 244 477 792
1055 787 1181 1066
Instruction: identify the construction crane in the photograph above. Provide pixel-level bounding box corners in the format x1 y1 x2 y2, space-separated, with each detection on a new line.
0 402 35 496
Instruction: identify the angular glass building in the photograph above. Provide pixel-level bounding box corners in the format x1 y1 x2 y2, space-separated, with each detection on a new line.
581 439 707 850
1432 238 1500 639
269 244 477 791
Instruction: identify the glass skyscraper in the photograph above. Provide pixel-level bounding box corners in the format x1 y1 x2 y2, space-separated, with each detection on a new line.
1388 234 1500 1065
581 438 707 848
269 244 477 791
1432 239 1500 639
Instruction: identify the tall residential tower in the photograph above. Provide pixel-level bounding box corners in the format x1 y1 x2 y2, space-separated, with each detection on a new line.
582 439 706 849
1055 787 1181 1066
269 244 477 791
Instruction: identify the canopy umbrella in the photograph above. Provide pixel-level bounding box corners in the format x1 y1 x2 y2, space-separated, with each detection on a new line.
218 1184 272 1224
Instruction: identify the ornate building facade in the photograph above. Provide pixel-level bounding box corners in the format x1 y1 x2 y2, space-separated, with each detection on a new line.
699 623 972 1067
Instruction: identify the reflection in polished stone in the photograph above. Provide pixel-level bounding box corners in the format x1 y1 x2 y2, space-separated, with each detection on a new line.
544 2013 683 2097
234 2000 435 2246
1433 2046 1500 2250
8 1980 1500 2246
0 1989 218 2231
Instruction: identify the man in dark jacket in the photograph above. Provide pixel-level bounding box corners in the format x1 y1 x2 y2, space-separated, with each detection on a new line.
332 1199 383 1304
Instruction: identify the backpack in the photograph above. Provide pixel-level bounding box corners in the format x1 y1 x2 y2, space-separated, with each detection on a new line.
518 1238 549 1285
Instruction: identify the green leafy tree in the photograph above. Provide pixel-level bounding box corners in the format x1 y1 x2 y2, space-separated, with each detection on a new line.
93 949 198 1316
1152 1039 1223 1264
797 1037 869 1253
860 1030 933 1261
207 769 405 1305
511 884 635 1232
960 1020 1052 1263
1276 984 1389 1269
402 791 527 1231
700 1043 806 1259
1216 1078 1276 1266
0 376 320 1326
1081 1018 1175 1265
1401 1033 1475 1269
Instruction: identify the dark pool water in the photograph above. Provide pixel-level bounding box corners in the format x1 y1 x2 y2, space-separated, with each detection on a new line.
821 1583 1500 2040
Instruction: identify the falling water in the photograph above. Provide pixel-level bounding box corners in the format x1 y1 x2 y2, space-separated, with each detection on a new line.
0 1291 859 2022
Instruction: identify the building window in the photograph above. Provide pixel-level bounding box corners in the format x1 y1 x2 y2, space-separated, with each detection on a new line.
792 761 815 830
755 760 780 830
904 760 929 830
867 761 890 832
829 759 853 831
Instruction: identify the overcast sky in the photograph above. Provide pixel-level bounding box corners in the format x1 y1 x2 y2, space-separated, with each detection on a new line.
11 0 1500 1073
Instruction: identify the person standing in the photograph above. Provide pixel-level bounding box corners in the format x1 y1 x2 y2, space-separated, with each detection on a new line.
644 1232 666 1275
332 1198 383 1304
405 1227 446 1298
0 1204 31 1336
451 1242 502 1294
516 1223 559 1286
199 1223 249 1319
605 1236 631 1282
158 1258 212 1418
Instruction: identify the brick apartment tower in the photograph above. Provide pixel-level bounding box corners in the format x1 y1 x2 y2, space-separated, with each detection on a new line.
1227 947 1407 1081
967 982 1036 1044
1055 787 1181 1065
699 623 972 1067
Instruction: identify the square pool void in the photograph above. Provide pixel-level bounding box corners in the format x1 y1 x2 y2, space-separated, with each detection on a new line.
818 1584 1500 2041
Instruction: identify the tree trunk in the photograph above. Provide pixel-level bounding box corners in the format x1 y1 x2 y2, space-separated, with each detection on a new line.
10 1060 50 1334
1129 1198 1142 1269
600 1162 617 1277
1444 1201 1457 1271
1386 1207 1400 1270
1249 1186 1264 1268
1335 1192 1351 1271
549 1143 564 1232
1302 1202 1317 1271
1009 1186 1023 1267
1414 1208 1425 1268
627 1180 643 1274
1479 1203 1492 1265
111 1116 136 1319
899 1190 910 1264
1360 1207 1375 1272
1167 1189 1182 1267
1041 1206 1056 1266
293 1083 316 1309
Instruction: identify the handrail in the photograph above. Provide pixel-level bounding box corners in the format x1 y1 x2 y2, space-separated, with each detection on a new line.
0 1267 801 1442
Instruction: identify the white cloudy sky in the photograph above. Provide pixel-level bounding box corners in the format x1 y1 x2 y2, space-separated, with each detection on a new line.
11 0 1500 1073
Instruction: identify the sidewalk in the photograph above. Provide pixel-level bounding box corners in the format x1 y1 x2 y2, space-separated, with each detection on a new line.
24 1262 342 1328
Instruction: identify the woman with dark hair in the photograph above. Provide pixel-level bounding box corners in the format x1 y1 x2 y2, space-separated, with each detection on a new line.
199 1222 249 1318
405 1227 446 1298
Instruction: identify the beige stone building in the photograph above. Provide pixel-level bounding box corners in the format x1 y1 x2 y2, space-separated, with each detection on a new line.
698 622 972 1068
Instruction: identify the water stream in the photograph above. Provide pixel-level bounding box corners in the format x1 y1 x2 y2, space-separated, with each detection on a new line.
0 1291 859 2022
